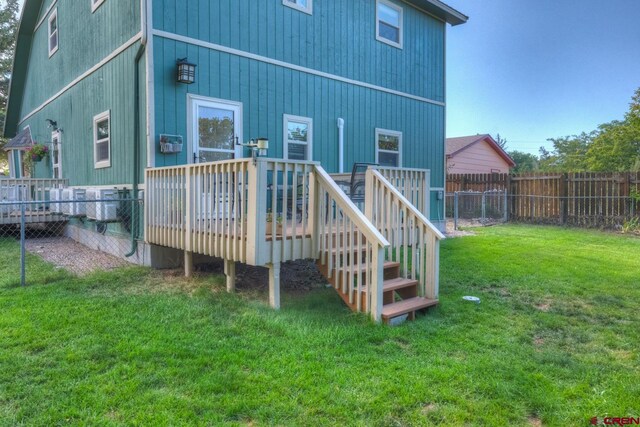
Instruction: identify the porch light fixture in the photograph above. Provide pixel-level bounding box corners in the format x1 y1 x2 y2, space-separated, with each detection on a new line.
176 58 196 84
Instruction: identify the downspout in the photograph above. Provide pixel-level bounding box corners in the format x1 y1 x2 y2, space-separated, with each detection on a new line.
126 0 148 258
337 118 344 173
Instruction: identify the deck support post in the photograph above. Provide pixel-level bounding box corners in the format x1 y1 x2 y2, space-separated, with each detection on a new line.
224 259 236 293
268 262 281 309
184 251 193 277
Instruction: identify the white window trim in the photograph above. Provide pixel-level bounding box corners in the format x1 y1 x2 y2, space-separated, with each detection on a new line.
48 8 59 58
51 130 62 179
91 0 106 13
283 114 313 161
282 0 312 15
93 110 111 169
376 0 403 49
375 128 402 167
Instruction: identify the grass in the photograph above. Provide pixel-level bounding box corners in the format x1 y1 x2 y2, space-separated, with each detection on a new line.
0 225 639 425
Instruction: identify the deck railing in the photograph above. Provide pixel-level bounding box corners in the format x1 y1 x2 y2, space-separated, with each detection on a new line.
377 167 430 217
313 166 390 321
0 178 68 224
145 158 318 266
365 169 444 299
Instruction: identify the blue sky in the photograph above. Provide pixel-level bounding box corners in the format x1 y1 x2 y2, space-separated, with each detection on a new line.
444 0 640 154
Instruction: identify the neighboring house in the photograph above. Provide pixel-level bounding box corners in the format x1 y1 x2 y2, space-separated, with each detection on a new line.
446 134 516 174
3 0 467 322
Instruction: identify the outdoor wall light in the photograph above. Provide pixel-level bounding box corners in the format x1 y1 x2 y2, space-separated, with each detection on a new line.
45 119 58 130
176 58 196 84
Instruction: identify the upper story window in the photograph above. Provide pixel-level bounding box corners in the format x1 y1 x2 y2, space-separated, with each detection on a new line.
284 115 313 161
48 8 59 57
91 0 106 13
375 128 402 167
376 0 403 49
94 111 111 169
283 0 312 15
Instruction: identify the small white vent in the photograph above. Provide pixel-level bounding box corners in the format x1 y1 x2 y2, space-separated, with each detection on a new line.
61 188 87 216
86 189 119 221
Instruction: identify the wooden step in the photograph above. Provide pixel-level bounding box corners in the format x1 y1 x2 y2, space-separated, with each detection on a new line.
381 277 418 293
349 261 399 274
381 297 438 322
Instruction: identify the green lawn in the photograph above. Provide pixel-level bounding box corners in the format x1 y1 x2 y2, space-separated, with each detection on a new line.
1 226 639 426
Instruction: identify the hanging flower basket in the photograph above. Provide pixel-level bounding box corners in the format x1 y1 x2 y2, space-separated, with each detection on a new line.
27 143 49 162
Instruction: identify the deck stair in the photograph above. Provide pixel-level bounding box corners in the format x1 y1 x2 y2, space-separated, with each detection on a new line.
317 235 439 324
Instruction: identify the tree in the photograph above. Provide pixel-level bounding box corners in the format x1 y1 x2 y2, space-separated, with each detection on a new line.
494 133 508 149
0 0 20 174
585 88 640 171
508 150 538 173
538 132 593 172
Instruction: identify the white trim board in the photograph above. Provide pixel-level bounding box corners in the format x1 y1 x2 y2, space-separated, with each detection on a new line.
35 0 59 32
153 30 446 108
18 32 143 125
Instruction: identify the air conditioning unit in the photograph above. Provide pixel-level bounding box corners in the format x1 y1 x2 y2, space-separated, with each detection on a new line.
49 188 64 214
61 188 87 216
86 189 119 221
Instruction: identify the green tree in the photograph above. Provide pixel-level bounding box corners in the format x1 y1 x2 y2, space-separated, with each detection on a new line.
539 132 593 172
508 150 538 173
494 133 508 149
585 88 640 171
0 0 20 174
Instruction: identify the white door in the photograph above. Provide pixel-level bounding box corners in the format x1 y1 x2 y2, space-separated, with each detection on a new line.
189 96 243 163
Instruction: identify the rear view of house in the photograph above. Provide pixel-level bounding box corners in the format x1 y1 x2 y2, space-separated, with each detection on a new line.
3 0 467 322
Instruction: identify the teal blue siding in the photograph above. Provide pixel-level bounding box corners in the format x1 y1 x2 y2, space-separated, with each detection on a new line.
153 40 445 186
21 45 147 186
14 0 145 186
153 0 446 102
152 0 447 221
20 0 141 119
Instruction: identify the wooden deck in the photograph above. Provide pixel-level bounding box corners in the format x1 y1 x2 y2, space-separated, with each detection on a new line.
144 158 443 323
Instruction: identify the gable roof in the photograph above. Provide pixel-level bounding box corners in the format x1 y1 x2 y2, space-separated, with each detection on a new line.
446 134 516 167
4 126 33 151
407 0 468 26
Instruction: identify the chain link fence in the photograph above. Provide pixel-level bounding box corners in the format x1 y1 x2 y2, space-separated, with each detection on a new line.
446 190 508 230
0 196 143 287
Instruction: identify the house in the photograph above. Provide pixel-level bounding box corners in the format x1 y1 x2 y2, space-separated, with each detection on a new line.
3 0 467 322
446 134 516 174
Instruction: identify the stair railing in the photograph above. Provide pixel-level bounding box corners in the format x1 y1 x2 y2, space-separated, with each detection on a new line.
312 166 390 322
365 169 445 299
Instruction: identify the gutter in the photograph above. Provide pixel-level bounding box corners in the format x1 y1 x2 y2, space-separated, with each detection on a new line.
126 0 148 258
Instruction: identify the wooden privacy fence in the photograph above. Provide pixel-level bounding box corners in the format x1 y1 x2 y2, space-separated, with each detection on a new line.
447 172 640 227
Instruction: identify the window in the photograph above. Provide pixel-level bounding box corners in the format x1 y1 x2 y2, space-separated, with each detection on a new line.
48 8 59 57
375 128 402 167
93 111 111 168
51 131 62 179
283 0 312 15
91 0 106 12
376 0 403 49
284 115 313 161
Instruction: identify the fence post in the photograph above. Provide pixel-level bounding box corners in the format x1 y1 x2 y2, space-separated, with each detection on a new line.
481 191 486 223
530 195 535 220
20 202 26 287
560 173 568 225
454 192 459 230
503 190 508 222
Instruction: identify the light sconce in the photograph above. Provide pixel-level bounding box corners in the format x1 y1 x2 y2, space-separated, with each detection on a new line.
176 58 196 84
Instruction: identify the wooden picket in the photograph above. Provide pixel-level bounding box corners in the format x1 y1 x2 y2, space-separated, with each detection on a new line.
447 172 640 227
